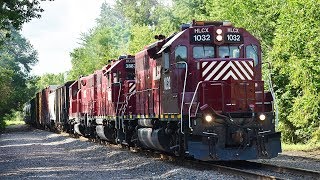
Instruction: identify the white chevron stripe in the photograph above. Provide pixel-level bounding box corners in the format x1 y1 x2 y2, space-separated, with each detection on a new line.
202 61 216 77
204 61 226 81
241 61 253 76
129 84 136 92
201 62 208 68
234 61 252 80
230 62 245 80
222 71 238 80
249 61 253 67
213 62 233 80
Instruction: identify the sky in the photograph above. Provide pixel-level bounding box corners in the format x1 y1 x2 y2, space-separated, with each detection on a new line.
21 0 115 76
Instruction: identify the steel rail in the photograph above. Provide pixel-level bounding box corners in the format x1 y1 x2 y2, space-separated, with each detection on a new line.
194 161 281 180
242 161 320 179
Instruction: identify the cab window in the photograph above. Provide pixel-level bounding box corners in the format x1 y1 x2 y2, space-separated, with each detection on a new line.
193 46 214 59
175 46 187 62
218 46 240 58
246 45 258 66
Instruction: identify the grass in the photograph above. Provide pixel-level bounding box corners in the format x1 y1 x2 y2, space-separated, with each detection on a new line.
4 119 25 126
282 142 320 152
3 110 25 127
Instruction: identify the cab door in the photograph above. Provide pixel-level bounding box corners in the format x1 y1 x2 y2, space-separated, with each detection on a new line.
161 51 179 114
160 45 187 114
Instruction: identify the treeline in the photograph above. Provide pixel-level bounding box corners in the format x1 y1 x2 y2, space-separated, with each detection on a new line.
1 0 319 143
0 0 54 129
67 0 319 144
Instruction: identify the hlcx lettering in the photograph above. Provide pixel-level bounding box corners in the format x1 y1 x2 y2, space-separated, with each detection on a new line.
194 28 209 34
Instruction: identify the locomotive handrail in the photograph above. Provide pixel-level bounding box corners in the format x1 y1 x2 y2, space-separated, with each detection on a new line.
264 62 278 126
112 82 122 129
175 61 188 134
134 88 159 93
188 81 204 132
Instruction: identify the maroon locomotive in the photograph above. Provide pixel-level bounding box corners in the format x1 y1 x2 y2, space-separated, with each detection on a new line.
25 20 281 161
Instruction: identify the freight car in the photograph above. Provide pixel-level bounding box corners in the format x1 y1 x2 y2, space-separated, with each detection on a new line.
25 20 281 161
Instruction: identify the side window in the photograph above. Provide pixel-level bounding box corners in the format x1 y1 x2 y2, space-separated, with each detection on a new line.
193 46 214 59
72 88 77 99
218 46 240 58
246 45 258 66
113 72 118 83
163 52 170 70
175 46 187 62
144 55 149 69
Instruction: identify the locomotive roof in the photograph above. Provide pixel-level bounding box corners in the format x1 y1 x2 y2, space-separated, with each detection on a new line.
104 60 122 74
158 29 186 54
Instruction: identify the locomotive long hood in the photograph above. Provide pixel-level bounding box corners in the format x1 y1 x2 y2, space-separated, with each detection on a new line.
200 59 254 81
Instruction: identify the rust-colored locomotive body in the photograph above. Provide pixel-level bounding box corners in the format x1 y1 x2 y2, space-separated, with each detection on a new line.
69 56 136 143
25 20 281 161
134 20 281 160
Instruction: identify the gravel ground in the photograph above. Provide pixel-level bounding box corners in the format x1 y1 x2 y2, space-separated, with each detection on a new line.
0 125 239 180
252 153 320 172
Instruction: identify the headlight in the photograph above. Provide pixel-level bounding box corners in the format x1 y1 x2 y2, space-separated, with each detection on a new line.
259 114 266 121
205 115 213 122
216 35 223 41
216 29 222 34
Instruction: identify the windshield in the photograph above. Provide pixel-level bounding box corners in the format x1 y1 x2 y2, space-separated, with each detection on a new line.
193 46 215 59
218 46 239 58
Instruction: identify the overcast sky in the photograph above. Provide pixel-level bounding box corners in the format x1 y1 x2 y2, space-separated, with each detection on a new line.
21 0 114 75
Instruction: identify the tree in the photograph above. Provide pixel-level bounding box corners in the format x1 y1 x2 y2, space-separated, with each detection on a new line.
68 3 131 80
115 0 160 26
0 0 54 30
271 1 320 143
35 73 65 90
0 29 38 118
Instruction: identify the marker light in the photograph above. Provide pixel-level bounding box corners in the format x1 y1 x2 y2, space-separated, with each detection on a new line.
205 115 213 122
216 29 222 34
259 114 266 121
216 35 223 41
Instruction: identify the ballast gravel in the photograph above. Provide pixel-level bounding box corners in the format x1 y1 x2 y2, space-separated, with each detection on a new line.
0 125 239 180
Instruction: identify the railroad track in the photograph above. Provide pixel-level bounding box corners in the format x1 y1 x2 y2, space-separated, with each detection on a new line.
60 130 319 179
215 160 320 179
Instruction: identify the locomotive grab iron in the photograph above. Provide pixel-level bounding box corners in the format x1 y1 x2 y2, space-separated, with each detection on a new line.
24 20 282 161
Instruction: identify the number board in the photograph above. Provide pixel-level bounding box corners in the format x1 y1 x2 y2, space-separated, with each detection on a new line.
190 27 214 43
224 33 243 43
125 63 135 69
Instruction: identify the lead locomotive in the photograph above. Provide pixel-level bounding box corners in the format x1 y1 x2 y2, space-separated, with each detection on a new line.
24 20 281 161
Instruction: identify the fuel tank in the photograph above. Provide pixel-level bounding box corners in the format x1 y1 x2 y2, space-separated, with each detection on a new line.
96 125 108 140
137 128 170 151
74 123 83 135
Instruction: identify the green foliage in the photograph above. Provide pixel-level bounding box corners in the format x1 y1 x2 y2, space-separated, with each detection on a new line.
115 0 160 26
271 1 320 143
35 73 65 90
0 30 38 131
0 29 38 115
68 3 131 80
0 0 45 30
67 0 319 144
3 110 25 126
0 0 53 45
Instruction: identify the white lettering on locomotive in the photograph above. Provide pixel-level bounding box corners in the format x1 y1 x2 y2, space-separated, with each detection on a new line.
227 28 239 33
194 28 209 34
